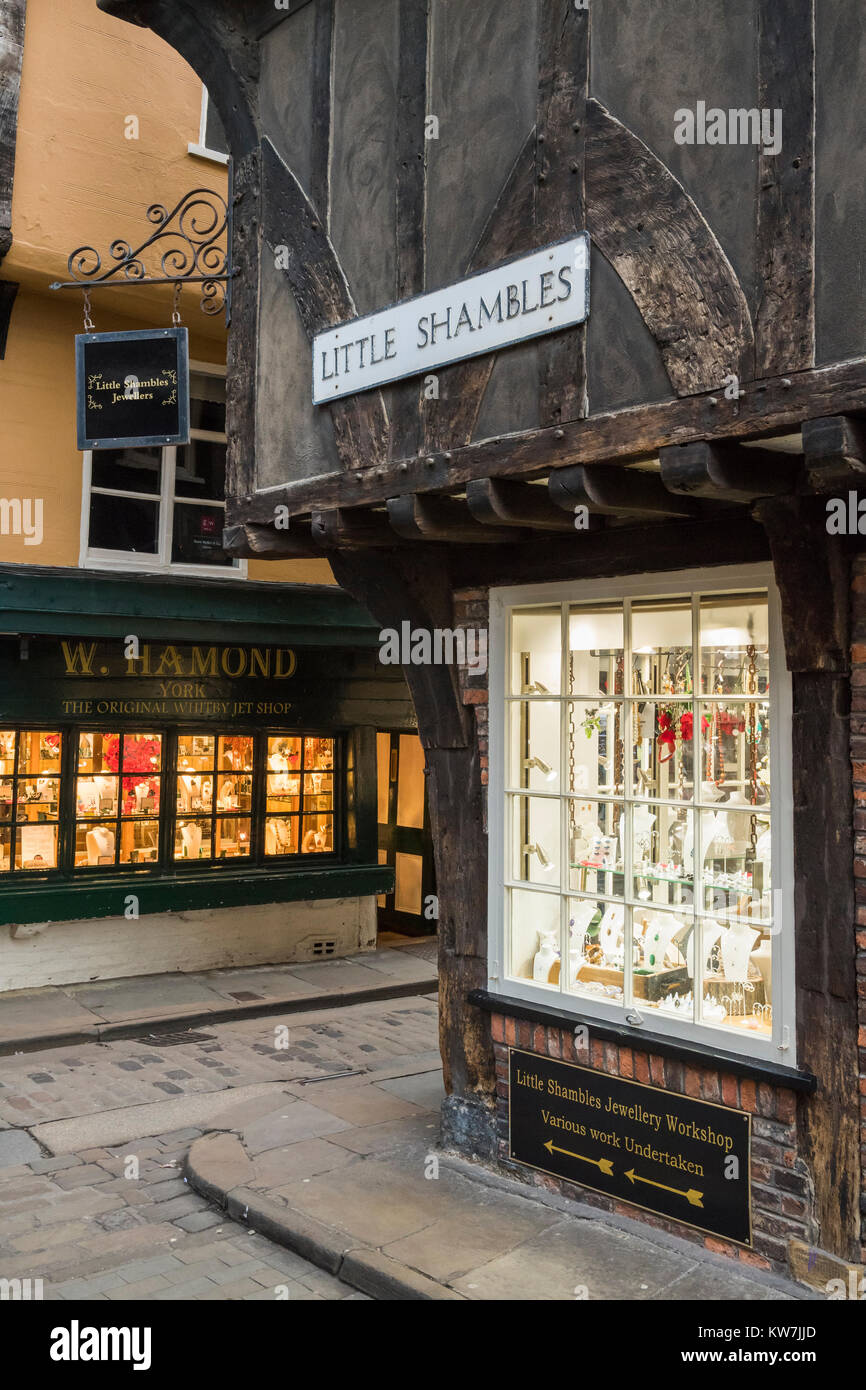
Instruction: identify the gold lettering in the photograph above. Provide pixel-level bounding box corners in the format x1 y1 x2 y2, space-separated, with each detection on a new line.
275 648 297 679
190 647 219 678
221 647 247 678
61 641 98 676
249 648 271 679
155 646 185 677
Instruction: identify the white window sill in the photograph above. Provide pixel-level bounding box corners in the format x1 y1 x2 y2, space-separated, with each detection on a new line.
188 143 229 166
82 556 246 581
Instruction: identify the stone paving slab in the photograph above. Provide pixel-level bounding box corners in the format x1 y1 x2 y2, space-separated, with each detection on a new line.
0 1129 42 1168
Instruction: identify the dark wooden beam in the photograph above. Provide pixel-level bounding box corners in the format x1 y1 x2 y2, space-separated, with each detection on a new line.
752 494 850 673
0 279 18 359
585 99 755 393
466 477 581 531
389 0 429 464
387 493 529 544
536 0 588 426
659 440 801 504
549 464 700 519
311 507 415 548
801 415 866 492
0 0 26 267
228 357 866 523
223 520 322 559
756 0 815 375
309 0 334 225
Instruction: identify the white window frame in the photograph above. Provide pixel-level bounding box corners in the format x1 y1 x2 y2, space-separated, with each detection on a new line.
188 86 229 165
487 562 795 1066
79 361 246 580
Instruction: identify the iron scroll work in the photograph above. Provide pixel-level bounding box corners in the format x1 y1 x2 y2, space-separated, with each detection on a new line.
50 186 232 320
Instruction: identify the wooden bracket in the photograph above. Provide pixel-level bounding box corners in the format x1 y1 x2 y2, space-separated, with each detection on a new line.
466 477 579 531
222 520 322 559
659 440 800 504
802 415 866 493
311 508 413 548
549 464 700 518
387 493 530 544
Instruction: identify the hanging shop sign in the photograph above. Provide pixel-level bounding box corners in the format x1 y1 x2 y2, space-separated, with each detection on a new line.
76 327 190 450
312 234 590 404
508 1047 752 1245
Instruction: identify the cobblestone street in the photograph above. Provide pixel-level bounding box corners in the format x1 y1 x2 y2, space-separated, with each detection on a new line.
0 994 440 1300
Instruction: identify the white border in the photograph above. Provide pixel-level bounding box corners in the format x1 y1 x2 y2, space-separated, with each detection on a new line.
188 87 230 166
488 562 795 1066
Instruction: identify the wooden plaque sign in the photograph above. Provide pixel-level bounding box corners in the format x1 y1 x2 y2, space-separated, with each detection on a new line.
76 327 190 450
509 1047 752 1245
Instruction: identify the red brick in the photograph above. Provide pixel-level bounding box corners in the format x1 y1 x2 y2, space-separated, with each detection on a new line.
590 1038 604 1069
738 1249 772 1271
560 1032 575 1062
619 1048 634 1079
603 1042 618 1074
504 1017 517 1046
740 1079 758 1113
684 1066 702 1098
701 1072 721 1103
462 689 488 705
480 770 489 785
547 1029 562 1059
757 1084 776 1118
704 1236 734 1257
634 1051 650 1085
532 1025 546 1055
491 1014 505 1044
775 1089 797 1125
650 1054 666 1087
721 1074 739 1108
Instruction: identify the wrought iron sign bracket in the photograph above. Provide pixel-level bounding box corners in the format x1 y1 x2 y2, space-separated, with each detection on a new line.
50 181 233 324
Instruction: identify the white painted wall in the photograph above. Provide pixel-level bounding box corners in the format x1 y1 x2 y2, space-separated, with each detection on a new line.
0 896 378 992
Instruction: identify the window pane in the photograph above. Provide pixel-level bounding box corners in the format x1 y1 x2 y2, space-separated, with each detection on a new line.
304 771 333 812
265 816 299 856
89 493 159 553
0 784 11 822
301 814 333 853
634 906 694 1019
122 775 160 817
511 606 561 696
631 699 694 803
0 825 10 871
219 736 253 770
631 597 692 695
76 775 119 817
122 733 163 773
177 771 212 813
699 916 771 1037
16 822 58 870
74 822 117 867
565 700 619 796
177 733 215 772
565 899 627 1007
511 794 561 887
171 503 231 566
0 732 16 775
176 818 212 861
91 446 161 495
700 593 769 695
568 604 623 698
698 701 770 804
78 732 119 773
175 440 226 500
304 737 333 770
16 778 61 820
267 774 300 813
510 700 560 792
203 95 229 159
19 732 62 774
215 817 251 858
269 736 302 771
120 820 160 865
566 800 622 897
216 773 246 811
510 887 561 986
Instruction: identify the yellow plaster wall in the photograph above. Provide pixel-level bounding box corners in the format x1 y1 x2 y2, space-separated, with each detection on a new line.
0 0 335 585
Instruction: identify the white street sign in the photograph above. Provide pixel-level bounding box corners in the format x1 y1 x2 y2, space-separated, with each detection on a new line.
312 234 590 404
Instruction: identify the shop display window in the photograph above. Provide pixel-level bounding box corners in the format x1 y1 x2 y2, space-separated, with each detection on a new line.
0 730 63 872
265 735 335 857
0 727 340 876
75 732 164 868
494 574 789 1060
174 734 253 860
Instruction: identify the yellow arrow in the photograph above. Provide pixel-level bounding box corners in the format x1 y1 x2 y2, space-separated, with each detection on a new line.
544 1139 614 1177
625 1168 703 1207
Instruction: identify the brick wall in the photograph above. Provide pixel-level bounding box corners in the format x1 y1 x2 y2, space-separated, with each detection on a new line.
454 588 490 828
850 556 866 1265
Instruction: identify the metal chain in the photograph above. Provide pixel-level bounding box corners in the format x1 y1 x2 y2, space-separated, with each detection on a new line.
747 643 758 859
172 282 183 326
83 289 94 332
568 653 576 839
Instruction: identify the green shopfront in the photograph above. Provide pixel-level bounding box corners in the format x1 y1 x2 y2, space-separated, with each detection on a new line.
0 566 414 991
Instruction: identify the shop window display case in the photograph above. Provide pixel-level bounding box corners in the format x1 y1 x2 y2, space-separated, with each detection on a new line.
0 730 63 872
499 584 780 1050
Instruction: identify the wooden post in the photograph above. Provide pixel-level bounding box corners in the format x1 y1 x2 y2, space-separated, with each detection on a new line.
328 547 497 1153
